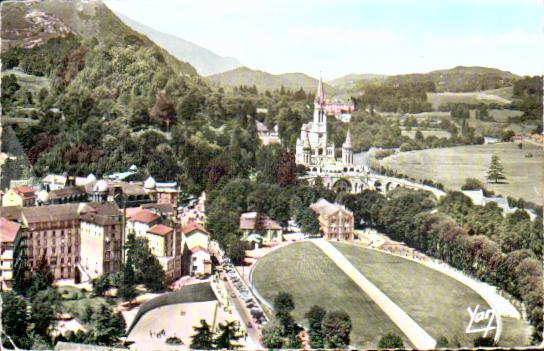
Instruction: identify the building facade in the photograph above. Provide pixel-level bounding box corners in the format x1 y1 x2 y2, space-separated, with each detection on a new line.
295 77 360 174
0 217 20 290
79 202 123 281
310 198 354 241
240 212 283 246
21 203 86 280
2 186 36 207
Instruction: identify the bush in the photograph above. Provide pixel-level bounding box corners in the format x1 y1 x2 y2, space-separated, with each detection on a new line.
473 336 495 347
165 336 183 345
378 333 404 348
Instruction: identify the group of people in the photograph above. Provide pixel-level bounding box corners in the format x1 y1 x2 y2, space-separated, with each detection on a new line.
149 329 166 339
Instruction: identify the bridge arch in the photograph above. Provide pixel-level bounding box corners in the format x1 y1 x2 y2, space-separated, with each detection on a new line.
374 180 383 192
333 178 352 193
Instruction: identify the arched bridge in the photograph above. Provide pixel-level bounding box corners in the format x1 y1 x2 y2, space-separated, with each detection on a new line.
302 172 446 198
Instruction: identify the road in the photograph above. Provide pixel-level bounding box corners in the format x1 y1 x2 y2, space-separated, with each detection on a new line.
223 272 263 349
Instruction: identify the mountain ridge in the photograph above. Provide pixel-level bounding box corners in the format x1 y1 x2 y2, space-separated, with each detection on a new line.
207 66 337 94
114 12 242 76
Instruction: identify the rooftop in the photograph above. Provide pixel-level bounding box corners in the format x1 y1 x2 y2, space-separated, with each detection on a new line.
13 185 35 199
0 217 20 242
22 203 85 224
240 212 282 230
147 224 174 236
181 221 209 235
129 209 160 224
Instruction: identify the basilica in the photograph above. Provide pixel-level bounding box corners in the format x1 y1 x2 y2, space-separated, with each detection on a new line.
295 77 364 174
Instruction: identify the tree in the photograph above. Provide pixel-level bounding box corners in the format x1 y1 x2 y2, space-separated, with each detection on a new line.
214 320 241 349
92 274 111 297
322 310 352 348
30 289 59 337
486 155 506 183
262 321 285 349
436 335 449 348
461 177 484 190
12 241 32 296
276 151 297 186
473 336 495 347
190 319 214 350
91 304 126 346
29 255 54 297
300 207 321 235
1 292 31 349
149 90 176 130
305 305 326 348
378 333 404 348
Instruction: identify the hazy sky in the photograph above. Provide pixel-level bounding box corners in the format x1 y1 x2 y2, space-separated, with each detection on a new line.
104 0 544 79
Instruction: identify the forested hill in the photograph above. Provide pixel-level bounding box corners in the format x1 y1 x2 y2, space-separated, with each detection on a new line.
350 66 521 93
207 66 337 95
1 0 315 195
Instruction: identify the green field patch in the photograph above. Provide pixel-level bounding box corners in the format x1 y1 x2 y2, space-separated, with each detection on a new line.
252 242 410 348
331 242 529 346
401 129 452 139
380 142 543 205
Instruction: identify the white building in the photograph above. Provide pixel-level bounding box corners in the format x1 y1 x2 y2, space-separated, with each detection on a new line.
295 76 364 174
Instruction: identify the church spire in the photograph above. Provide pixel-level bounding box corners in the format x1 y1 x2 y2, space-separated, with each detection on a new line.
314 73 325 107
343 129 352 148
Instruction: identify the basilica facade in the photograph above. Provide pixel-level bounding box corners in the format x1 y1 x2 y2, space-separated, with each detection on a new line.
295 77 362 174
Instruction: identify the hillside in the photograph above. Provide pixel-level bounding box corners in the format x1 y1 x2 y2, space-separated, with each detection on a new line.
115 13 242 76
1 0 212 181
383 66 520 93
328 73 388 91
207 66 336 94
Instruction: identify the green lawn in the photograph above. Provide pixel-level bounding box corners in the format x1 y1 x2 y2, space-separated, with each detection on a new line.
380 142 543 205
427 90 512 110
251 242 410 348
331 242 529 347
402 129 452 139
58 286 119 327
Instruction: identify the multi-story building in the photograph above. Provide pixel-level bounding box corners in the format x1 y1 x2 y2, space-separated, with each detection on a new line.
181 222 211 276
310 198 354 241
21 203 87 280
2 185 36 207
79 202 123 281
0 217 20 290
126 208 161 238
145 224 174 258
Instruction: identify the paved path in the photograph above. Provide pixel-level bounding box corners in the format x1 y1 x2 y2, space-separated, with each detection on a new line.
311 239 436 350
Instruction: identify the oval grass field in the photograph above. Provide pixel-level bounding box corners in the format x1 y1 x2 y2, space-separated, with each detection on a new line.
252 241 530 348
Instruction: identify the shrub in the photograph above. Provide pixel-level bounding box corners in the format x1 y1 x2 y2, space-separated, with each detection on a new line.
165 336 183 345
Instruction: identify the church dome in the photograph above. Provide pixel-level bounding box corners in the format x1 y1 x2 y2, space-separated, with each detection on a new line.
86 173 97 183
144 176 156 189
93 180 108 193
37 190 49 204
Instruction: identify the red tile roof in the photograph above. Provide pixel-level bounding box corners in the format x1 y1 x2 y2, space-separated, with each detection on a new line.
147 224 173 236
13 185 35 199
182 221 209 235
129 209 160 224
0 217 21 243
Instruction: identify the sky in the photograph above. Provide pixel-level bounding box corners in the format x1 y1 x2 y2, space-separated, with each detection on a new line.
104 0 544 79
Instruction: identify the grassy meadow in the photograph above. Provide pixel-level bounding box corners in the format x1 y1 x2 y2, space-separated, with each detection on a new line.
380 142 543 205
331 242 530 347
251 242 410 348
